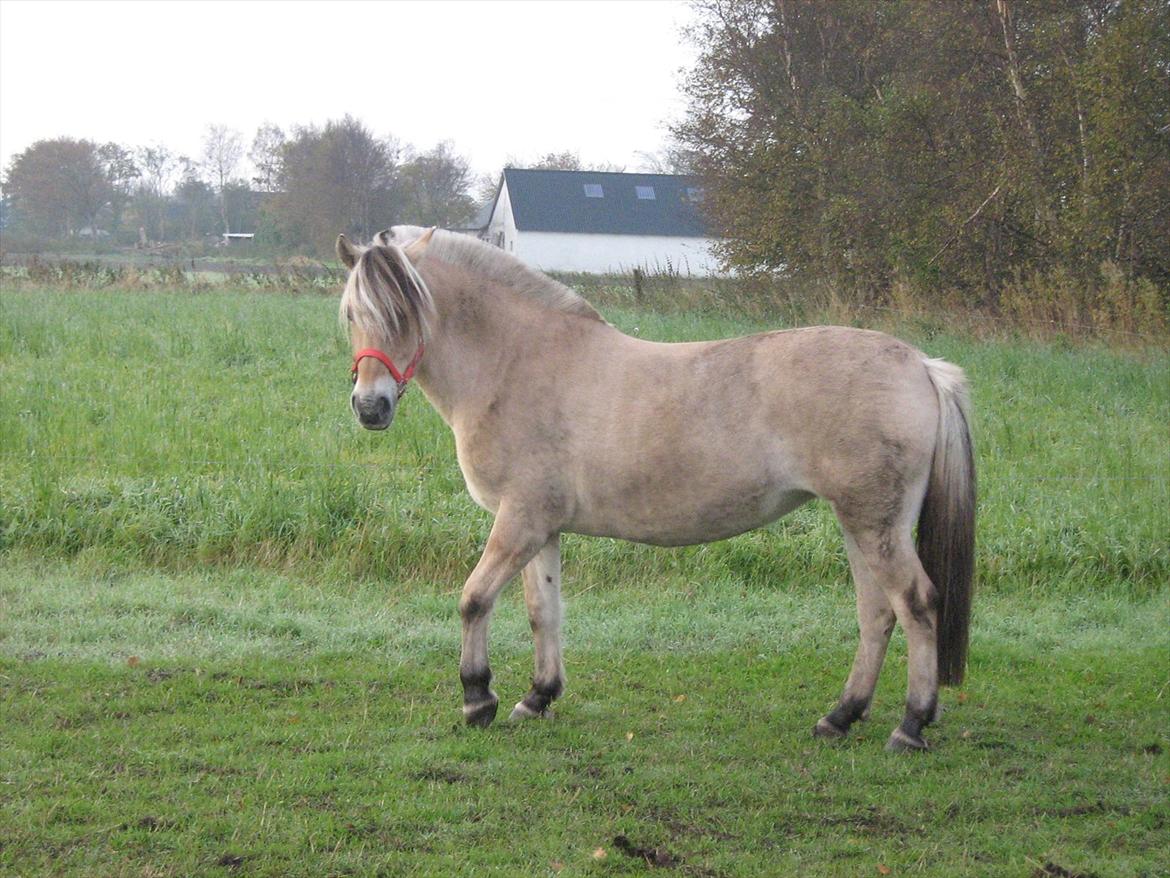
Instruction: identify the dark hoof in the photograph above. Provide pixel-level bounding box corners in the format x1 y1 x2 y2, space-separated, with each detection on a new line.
463 697 498 728
813 717 848 740
886 727 929 752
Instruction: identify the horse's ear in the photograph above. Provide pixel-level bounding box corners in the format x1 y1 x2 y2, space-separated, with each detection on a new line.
375 228 393 246
404 227 436 261
336 234 359 270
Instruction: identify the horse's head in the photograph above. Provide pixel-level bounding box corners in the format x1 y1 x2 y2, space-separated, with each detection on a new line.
337 227 436 431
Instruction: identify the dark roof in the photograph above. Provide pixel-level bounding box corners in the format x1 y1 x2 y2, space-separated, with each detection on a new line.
502 168 709 237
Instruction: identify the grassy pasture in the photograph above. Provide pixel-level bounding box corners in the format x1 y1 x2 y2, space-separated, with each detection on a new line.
0 286 1167 876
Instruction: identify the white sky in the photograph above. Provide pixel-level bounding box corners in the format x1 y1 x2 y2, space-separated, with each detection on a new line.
0 0 698 181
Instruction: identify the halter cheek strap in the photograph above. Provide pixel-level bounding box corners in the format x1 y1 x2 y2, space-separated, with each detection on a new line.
351 343 425 400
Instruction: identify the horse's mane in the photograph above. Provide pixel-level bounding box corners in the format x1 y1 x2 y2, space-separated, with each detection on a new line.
384 226 603 323
339 241 437 343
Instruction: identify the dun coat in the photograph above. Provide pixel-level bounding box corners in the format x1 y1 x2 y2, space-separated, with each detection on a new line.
338 226 975 751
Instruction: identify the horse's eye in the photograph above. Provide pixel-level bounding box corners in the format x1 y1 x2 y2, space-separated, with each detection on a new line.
346 307 354 323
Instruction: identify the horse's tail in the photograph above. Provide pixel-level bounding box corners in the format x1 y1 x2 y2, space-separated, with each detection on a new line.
918 358 976 686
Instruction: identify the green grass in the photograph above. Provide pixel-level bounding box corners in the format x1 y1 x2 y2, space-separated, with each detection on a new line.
1 564 1167 877
1 288 1165 594
1 285 1168 875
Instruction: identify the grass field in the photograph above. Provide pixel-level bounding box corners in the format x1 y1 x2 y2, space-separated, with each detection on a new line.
1 286 1167 876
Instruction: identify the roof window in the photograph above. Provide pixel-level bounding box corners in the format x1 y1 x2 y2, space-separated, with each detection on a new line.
635 186 656 200
583 184 604 198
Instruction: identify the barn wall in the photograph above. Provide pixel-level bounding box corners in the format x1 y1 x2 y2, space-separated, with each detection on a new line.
485 183 517 252
515 231 723 276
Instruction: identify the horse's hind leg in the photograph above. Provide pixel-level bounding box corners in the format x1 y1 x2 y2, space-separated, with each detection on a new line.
814 531 897 739
510 535 565 721
825 521 940 751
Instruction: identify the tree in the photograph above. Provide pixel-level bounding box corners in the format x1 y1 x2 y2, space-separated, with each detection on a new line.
472 171 501 211
96 143 139 236
173 158 219 240
674 0 1170 296
507 150 627 172
529 150 583 170
396 141 475 227
267 116 399 254
250 123 285 192
134 144 176 241
202 124 243 235
634 145 698 175
3 138 117 237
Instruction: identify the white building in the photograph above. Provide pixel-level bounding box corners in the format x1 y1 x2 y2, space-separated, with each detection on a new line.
467 168 725 276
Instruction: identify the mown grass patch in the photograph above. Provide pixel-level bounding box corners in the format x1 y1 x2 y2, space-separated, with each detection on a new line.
1 562 1167 877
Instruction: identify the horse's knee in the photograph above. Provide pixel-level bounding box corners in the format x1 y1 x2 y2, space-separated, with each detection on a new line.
460 594 490 624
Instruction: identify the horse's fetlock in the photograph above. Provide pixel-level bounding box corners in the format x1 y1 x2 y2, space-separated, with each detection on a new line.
898 694 938 738
522 677 564 714
460 666 493 704
826 695 870 731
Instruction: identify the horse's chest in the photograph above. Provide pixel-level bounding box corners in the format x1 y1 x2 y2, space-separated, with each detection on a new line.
456 452 500 514
453 433 507 513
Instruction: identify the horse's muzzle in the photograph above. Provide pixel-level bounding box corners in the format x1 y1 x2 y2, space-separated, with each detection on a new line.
352 393 394 430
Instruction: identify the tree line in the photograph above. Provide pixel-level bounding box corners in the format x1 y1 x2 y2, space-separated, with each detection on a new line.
1 117 481 256
675 0 1169 301
0 117 662 260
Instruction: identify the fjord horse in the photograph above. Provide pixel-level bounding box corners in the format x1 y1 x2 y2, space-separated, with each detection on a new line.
338 227 974 751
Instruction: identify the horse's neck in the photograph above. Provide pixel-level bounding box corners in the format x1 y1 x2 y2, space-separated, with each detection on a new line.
416 272 578 424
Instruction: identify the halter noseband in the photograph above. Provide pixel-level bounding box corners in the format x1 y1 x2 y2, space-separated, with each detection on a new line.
351 343 425 400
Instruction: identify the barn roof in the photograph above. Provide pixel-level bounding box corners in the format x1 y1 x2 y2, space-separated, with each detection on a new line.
502 168 710 237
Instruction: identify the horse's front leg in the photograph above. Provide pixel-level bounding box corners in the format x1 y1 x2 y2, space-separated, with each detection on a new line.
459 508 548 727
510 535 564 720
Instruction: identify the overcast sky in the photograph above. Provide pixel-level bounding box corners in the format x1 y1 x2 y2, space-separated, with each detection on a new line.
0 0 699 180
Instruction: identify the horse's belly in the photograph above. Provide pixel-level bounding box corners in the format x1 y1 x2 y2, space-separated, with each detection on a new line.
568 481 814 547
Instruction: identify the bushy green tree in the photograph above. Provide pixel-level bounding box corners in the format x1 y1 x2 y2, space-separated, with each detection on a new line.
675 0 1170 299
3 138 135 238
266 116 399 255
396 141 475 228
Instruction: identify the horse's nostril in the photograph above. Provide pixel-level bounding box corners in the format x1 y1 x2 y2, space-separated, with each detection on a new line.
354 394 393 425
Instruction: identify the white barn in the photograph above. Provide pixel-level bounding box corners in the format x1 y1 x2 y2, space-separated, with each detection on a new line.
470 168 725 276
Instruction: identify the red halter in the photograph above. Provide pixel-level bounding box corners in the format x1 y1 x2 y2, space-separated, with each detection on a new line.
351 343 425 400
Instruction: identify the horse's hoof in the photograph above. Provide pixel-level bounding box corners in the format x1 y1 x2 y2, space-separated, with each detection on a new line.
885 728 929 752
509 701 553 722
463 697 498 728
813 717 848 739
